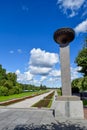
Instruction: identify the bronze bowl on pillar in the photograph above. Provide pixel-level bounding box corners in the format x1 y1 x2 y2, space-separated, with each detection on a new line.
53 27 75 47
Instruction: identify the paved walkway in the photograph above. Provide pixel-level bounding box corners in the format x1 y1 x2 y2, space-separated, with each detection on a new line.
0 108 87 130
5 91 53 108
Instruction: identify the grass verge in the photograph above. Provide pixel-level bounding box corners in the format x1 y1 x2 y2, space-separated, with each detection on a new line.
0 90 49 102
32 91 54 108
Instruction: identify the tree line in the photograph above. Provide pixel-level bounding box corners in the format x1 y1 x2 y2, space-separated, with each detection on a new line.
0 65 47 96
71 39 87 93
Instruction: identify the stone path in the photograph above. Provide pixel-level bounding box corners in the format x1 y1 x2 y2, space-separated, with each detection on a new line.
0 108 87 130
5 90 53 108
0 90 87 129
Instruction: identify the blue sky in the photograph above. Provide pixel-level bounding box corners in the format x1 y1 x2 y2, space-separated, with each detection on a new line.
0 0 87 87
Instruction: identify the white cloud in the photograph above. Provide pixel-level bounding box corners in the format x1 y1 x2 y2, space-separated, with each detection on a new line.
29 66 52 75
9 50 14 54
29 48 59 68
40 76 47 82
71 67 82 80
74 19 87 34
15 48 59 86
15 48 82 88
57 0 85 17
15 69 33 83
49 69 61 77
15 69 20 75
29 48 59 75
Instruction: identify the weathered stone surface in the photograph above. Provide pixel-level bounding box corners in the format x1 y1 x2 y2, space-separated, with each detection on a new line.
60 45 71 96
0 108 87 130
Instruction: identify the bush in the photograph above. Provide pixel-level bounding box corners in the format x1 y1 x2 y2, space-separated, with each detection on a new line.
4 80 13 89
0 86 8 96
14 86 23 94
8 88 16 95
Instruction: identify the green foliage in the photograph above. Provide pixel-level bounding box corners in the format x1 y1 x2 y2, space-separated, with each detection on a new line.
0 65 6 83
6 73 17 86
14 86 23 94
81 76 87 91
0 90 49 102
71 77 87 92
57 88 62 96
8 88 16 95
73 38 87 91
83 100 87 106
71 78 82 92
0 64 47 96
0 86 8 96
4 80 13 89
75 48 87 76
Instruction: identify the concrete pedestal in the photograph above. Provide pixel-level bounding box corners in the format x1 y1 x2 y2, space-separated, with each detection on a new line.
52 96 84 119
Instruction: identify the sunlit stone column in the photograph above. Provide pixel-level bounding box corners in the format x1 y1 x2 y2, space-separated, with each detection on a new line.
54 28 75 96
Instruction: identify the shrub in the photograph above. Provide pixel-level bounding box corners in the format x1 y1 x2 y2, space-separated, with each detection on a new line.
0 86 8 96
8 88 16 95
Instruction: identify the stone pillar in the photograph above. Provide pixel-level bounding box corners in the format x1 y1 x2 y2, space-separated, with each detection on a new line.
53 28 84 119
60 45 71 96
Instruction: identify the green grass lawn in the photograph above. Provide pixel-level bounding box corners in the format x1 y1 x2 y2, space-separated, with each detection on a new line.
0 90 49 102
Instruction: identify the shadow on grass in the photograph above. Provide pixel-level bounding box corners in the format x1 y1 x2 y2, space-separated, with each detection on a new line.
13 121 87 130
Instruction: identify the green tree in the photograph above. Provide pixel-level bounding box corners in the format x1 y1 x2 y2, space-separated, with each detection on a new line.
81 76 87 91
71 78 84 92
3 80 13 89
75 48 87 76
0 86 8 96
6 73 17 86
0 65 6 85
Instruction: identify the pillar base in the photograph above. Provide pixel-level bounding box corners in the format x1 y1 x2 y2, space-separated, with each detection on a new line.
56 96 80 101
53 96 84 119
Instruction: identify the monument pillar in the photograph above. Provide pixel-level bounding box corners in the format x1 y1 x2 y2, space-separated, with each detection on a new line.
54 28 74 96
53 27 84 119
60 45 71 96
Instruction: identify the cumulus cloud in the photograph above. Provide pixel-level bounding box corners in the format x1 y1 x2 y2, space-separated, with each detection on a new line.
29 48 59 67
15 69 33 83
74 19 87 34
30 66 52 75
57 0 85 17
49 69 61 77
71 67 82 80
29 48 59 75
40 76 47 82
15 48 59 86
